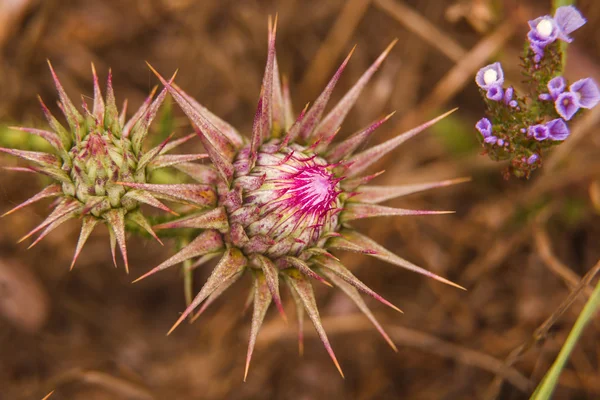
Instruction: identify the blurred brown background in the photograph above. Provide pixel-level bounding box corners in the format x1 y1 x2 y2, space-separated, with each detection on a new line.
1 0 600 399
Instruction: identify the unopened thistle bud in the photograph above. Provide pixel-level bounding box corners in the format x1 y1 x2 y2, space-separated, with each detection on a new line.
133 19 467 379
1 64 203 271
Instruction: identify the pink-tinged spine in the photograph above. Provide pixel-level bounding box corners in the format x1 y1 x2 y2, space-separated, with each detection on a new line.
284 269 344 378
133 229 224 283
286 47 355 143
153 207 229 233
9 126 65 153
147 64 236 161
325 112 395 163
47 60 83 133
70 217 100 270
128 210 163 245
167 248 247 335
340 203 454 223
0 147 59 168
244 270 272 381
1 184 62 217
90 63 105 122
354 177 471 204
172 83 244 149
320 268 398 352
117 182 216 208
122 190 178 215
347 109 457 178
312 40 397 143
104 209 129 273
313 255 402 313
281 256 332 287
338 230 465 290
254 254 287 322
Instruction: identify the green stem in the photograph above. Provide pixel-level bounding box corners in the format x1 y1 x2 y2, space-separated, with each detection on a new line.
530 275 600 399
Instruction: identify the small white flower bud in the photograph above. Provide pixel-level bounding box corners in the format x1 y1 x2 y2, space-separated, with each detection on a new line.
536 19 553 38
483 69 498 85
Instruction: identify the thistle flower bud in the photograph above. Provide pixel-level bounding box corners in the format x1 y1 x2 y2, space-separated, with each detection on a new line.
136 19 467 379
1 64 203 271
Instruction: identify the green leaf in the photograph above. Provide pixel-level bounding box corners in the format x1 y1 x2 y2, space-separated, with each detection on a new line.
531 278 600 399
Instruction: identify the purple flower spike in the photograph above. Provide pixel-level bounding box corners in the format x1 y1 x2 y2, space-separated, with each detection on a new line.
546 118 570 141
484 136 498 144
527 154 539 165
570 78 600 109
529 124 550 141
548 76 566 99
476 62 504 90
486 85 503 101
497 139 504 146
527 16 559 52
503 87 514 104
539 93 552 101
554 6 586 43
475 118 492 138
555 92 580 120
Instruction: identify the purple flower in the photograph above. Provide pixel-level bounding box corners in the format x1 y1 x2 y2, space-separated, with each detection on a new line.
527 17 559 54
529 124 550 141
484 136 498 144
570 78 600 109
475 118 492 138
476 62 504 90
503 87 514 104
527 154 539 165
486 85 504 101
539 93 552 101
555 92 580 120
527 7 586 55
545 118 570 141
554 6 586 43
548 76 566 99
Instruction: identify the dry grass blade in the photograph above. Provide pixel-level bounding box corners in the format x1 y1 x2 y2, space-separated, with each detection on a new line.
483 257 600 400
257 314 532 392
298 0 372 100
374 0 467 62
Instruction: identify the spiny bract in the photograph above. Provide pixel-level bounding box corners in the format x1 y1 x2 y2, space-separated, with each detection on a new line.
140 19 467 379
1 63 205 272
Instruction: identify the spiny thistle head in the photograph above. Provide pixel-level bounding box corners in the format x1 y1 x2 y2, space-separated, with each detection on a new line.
138 18 467 380
1 63 204 271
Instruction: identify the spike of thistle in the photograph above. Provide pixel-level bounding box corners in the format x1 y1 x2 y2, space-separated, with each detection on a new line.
192 268 241 321
354 177 471 204
325 112 395 163
312 40 397 143
153 207 229 233
104 209 129 273
133 229 224 283
313 255 402 313
320 268 398 352
71 217 100 270
167 248 247 335
244 270 273 381
286 47 355 143
284 269 344 378
332 230 465 290
340 203 454 223
2 185 62 217
347 109 458 178
254 254 287 322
